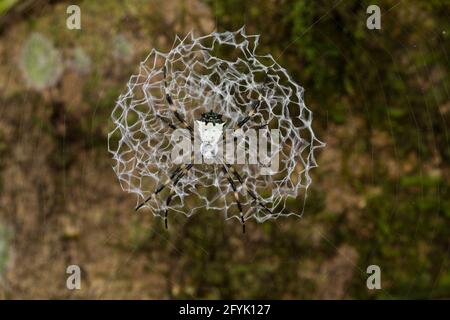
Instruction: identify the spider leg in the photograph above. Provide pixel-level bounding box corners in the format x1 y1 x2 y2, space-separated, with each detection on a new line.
164 191 175 229
163 66 193 132
247 123 268 130
222 165 245 233
226 164 274 216
155 99 195 228
157 113 195 157
135 163 193 211
234 75 270 130
162 164 192 229
157 114 177 130
236 99 262 128
157 114 194 144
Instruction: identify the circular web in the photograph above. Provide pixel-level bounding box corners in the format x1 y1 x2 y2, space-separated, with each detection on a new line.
108 28 324 223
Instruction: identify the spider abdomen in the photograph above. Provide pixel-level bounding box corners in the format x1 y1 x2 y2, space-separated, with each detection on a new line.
196 119 224 160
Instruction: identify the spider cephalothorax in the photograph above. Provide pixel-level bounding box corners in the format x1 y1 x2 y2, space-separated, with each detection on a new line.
200 110 224 125
196 111 225 160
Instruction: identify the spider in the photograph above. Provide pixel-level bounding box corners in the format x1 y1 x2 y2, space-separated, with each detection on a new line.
135 66 273 233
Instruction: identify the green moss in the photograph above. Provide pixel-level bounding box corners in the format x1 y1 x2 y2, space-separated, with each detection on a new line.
0 0 18 14
70 47 92 75
0 224 12 278
113 34 134 62
20 33 63 90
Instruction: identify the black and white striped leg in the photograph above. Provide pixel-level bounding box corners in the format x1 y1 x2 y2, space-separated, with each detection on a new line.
163 66 193 132
157 114 177 130
227 164 274 216
162 163 193 229
222 165 245 233
236 98 262 128
165 191 174 229
235 75 269 130
135 163 193 211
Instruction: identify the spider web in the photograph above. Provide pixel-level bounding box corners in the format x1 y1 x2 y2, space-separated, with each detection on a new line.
108 27 324 223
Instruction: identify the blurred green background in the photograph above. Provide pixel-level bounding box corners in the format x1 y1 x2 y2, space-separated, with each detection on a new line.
0 0 449 299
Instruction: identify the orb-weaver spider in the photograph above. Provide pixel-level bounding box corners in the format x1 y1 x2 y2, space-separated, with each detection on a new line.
135 67 273 233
